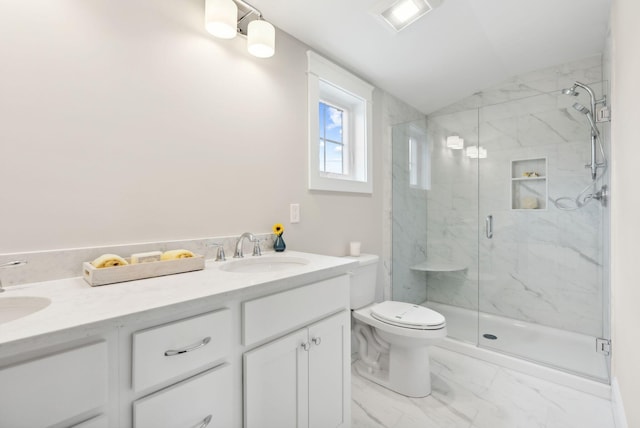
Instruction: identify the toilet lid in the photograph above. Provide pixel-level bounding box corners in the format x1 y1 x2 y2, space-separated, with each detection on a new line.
370 301 445 329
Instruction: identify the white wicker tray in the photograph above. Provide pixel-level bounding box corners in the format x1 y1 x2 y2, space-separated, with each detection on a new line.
83 255 205 287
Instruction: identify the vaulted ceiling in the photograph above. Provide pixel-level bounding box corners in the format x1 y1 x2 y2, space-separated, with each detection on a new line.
250 0 612 114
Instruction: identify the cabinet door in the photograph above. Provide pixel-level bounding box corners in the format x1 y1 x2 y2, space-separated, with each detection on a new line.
0 341 108 428
243 329 309 428
308 311 350 428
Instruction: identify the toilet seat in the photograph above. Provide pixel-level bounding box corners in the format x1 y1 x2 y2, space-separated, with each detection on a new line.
370 301 445 330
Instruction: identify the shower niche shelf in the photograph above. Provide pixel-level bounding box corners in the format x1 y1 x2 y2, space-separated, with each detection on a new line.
511 158 547 210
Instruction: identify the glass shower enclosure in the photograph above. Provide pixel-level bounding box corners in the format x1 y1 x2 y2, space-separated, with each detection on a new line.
391 85 610 382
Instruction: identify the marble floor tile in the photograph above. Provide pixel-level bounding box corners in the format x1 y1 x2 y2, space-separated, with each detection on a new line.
352 347 615 428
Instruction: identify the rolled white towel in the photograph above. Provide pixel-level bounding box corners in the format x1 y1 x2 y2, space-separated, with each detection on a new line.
521 197 539 209
161 249 195 261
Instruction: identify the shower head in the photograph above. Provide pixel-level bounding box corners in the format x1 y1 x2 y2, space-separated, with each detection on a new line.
573 102 599 136
573 102 590 115
562 85 580 96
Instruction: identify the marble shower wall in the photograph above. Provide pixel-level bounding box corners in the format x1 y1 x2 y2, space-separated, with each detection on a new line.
421 55 608 337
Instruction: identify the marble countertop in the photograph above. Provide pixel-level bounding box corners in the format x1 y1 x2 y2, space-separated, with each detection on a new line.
0 251 357 347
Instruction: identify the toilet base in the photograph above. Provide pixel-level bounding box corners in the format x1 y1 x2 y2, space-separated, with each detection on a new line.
354 345 433 398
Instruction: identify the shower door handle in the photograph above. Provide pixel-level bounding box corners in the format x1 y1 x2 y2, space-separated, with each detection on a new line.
485 215 493 239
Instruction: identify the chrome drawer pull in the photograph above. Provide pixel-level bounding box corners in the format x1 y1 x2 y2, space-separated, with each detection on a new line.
301 342 310 351
192 415 212 428
164 337 211 357
311 337 321 346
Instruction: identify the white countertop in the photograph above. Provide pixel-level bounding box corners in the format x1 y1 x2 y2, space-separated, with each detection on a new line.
0 251 358 347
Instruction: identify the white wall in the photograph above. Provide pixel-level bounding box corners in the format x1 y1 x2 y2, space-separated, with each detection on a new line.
611 0 640 425
0 0 401 258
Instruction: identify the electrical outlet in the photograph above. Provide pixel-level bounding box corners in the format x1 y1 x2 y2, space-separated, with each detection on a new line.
290 203 300 223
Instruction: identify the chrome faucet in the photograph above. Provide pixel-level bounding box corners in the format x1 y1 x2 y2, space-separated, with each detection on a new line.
234 232 261 258
0 260 27 293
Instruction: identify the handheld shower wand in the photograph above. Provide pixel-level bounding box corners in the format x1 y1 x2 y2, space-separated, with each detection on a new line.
572 102 602 180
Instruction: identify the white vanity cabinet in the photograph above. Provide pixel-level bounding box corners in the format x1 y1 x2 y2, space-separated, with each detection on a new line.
0 340 111 428
0 252 354 428
242 275 351 428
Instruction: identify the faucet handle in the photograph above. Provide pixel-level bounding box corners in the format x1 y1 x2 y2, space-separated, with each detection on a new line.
216 246 226 262
206 243 226 262
252 239 262 257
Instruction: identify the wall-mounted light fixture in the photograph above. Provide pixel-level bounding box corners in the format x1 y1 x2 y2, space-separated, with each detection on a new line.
466 146 487 159
205 0 275 58
446 135 464 149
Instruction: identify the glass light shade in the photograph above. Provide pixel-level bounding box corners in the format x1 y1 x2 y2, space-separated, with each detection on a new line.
446 135 464 149
465 146 487 159
466 146 479 158
247 20 275 58
205 0 238 39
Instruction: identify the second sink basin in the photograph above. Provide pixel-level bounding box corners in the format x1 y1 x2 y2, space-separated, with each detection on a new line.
0 296 51 325
220 256 310 273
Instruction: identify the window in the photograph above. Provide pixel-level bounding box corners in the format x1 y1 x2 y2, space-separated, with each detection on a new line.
308 51 374 193
319 101 347 175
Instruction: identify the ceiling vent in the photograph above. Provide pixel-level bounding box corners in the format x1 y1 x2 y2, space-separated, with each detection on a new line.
375 0 443 32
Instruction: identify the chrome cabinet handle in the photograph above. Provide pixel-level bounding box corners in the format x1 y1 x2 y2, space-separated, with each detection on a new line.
164 337 211 357
192 415 212 428
311 337 321 346
301 342 310 351
485 215 493 239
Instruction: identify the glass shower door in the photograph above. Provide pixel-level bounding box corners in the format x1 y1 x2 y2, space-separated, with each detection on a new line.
393 110 480 345
477 91 609 381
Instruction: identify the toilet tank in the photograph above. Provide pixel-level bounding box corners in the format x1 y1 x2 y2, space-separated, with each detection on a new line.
344 254 379 309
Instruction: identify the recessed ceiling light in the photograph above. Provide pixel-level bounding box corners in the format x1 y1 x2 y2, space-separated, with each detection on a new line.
391 0 420 22
377 0 440 32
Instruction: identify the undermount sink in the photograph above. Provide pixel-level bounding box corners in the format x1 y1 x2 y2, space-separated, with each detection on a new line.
0 296 51 325
220 256 310 273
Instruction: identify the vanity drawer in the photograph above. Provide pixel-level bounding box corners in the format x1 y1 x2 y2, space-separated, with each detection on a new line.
0 341 108 428
134 363 232 428
243 275 349 346
133 308 231 392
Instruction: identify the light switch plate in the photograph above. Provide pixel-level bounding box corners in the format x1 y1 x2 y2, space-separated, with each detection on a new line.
290 203 300 223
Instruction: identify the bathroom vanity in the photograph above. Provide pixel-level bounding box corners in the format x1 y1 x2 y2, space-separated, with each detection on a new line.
0 251 356 428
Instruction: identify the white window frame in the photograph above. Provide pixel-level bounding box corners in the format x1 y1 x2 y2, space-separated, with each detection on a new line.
307 51 374 194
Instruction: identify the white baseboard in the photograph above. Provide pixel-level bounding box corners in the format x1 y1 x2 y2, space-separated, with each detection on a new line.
612 377 628 428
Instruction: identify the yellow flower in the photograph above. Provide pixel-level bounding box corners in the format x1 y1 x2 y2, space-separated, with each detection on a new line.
272 223 284 236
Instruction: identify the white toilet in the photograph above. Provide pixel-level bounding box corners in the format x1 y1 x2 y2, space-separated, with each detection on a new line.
348 254 447 398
